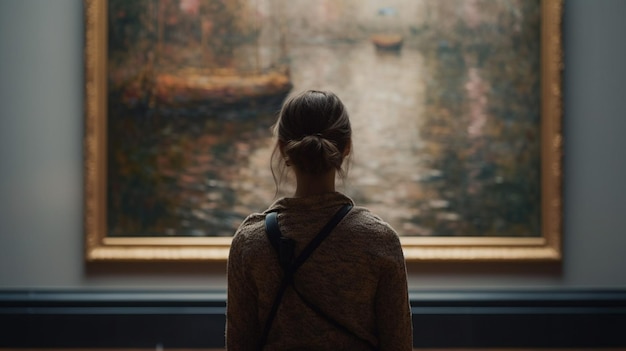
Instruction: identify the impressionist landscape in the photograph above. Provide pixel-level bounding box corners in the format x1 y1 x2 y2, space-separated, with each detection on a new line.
106 0 541 238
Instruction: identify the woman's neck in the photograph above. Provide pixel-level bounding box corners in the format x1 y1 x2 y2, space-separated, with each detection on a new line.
293 170 336 197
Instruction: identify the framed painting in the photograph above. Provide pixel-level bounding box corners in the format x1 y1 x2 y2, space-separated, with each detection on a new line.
85 0 562 261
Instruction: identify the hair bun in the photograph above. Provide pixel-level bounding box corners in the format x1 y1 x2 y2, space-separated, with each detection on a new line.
285 135 341 175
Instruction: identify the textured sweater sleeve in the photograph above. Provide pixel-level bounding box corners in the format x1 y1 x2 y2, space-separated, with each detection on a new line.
226 225 261 351
375 233 413 351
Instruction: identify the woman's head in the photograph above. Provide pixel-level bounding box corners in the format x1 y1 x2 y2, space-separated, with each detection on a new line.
271 90 352 188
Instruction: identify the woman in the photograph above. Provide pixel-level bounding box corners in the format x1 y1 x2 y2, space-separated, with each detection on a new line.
227 90 412 350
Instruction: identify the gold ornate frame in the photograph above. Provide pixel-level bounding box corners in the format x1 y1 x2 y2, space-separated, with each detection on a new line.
85 0 563 262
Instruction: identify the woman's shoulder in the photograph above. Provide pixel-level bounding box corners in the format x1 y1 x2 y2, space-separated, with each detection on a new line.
339 206 407 264
230 212 267 254
345 206 399 238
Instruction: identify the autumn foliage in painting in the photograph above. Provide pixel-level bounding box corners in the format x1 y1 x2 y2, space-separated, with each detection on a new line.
414 1 541 237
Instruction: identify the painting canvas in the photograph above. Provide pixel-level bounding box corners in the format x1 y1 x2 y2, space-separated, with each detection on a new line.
85 0 562 261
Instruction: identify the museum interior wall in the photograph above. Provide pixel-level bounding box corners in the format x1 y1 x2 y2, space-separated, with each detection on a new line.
1 0 625 348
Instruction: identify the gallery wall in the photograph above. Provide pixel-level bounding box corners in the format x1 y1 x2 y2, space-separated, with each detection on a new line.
1 0 625 290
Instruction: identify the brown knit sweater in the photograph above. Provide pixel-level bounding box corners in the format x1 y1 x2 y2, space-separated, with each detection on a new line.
226 192 412 351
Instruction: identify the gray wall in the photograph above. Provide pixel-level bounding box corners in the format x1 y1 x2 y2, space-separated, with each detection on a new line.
1 0 625 290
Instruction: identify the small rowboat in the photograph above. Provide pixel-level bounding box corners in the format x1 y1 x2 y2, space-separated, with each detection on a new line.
370 34 404 52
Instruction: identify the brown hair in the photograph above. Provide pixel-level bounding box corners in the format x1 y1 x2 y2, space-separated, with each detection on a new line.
271 90 352 190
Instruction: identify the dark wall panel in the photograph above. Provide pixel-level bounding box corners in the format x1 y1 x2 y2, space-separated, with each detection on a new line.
1 290 625 348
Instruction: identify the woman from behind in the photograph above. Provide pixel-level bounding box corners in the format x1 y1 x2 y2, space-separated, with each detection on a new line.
227 90 412 350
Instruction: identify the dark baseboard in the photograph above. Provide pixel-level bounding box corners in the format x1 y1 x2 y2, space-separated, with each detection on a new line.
409 290 626 348
1 289 625 348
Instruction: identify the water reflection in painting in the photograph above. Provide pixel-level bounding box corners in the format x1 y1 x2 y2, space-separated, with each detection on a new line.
106 0 541 238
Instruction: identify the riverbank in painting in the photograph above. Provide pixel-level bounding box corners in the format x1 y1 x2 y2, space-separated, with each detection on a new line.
107 0 541 238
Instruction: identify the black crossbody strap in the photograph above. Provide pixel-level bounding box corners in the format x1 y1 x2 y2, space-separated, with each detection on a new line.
258 275 290 351
265 212 294 271
265 211 280 252
291 284 376 349
259 204 352 350
292 204 352 271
